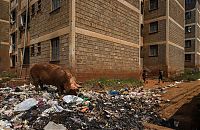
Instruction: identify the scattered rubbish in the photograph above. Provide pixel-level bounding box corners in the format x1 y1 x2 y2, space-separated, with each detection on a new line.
0 120 12 129
63 95 83 105
108 90 119 95
14 98 38 112
44 121 66 130
0 83 174 130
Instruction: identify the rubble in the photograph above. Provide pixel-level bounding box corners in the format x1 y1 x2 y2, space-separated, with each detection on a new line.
0 84 172 130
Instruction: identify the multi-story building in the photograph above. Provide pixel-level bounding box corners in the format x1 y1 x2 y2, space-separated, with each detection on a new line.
185 0 200 70
10 0 142 80
0 0 9 72
143 0 185 76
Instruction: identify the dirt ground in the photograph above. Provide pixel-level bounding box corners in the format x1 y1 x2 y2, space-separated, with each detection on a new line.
143 79 200 130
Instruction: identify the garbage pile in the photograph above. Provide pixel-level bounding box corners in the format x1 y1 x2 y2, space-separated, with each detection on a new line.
0 84 167 130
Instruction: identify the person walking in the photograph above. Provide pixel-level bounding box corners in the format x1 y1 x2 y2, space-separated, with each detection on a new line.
142 69 147 83
158 69 164 83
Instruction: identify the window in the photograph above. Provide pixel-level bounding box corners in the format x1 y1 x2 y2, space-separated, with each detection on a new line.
11 55 16 67
185 26 192 33
22 47 30 65
185 40 192 48
141 24 144 36
31 45 34 56
20 11 30 27
185 54 191 61
37 43 41 55
51 37 60 61
31 4 35 16
52 0 60 11
186 0 192 4
149 0 158 11
140 46 144 58
10 9 16 24
37 0 41 11
185 12 191 19
11 33 16 52
149 45 158 57
149 21 158 33
141 1 144 14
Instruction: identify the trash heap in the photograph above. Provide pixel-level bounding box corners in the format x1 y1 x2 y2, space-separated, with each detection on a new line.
0 85 167 130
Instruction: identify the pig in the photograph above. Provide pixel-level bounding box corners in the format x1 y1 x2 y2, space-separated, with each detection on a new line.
30 63 79 95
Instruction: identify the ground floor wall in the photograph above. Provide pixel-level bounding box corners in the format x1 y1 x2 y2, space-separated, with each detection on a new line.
75 33 140 81
168 45 184 75
14 32 140 81
185 54 195 69
143 43 184 77
15 34 70 77
185 54 200 71
0 44 10 72
143 44 168 76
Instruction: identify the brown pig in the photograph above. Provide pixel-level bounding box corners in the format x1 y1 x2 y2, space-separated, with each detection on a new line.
30 63 79 95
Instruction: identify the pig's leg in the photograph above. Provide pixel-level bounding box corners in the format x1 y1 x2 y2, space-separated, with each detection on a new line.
32 80 39 91
58 85 64 95
39 80 45 91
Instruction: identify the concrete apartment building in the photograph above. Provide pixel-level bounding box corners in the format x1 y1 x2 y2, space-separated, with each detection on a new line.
143 0 185 76
9 0 142 80
185 0 200 70
0 0 9 72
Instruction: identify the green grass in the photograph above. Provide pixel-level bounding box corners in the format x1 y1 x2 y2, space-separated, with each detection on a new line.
0 71 17 83
82 78 143 91
170 70 200 82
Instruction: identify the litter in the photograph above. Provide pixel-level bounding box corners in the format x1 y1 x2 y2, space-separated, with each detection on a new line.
14 98 38 112
63 95 83 105
44 121 66 130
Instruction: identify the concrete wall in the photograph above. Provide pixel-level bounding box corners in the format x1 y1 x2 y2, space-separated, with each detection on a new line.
144 0 166 20
75 0 141 80
185 0 200 69
29 0 70 39
75 34 140 80
168 0 185 74
0 0 9 21
0 44 10 72
0 0 9 72
185 54 196 68
168 45 184 75
75 0 140 44
143 19 167 43
13 0 141 80
143 0 184 76
143 44 167 75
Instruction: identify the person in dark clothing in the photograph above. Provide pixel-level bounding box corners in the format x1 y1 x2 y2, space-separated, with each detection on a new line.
158 69 164 83
142 70 147 83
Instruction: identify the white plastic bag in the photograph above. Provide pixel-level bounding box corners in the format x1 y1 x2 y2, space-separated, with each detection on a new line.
63 95 83 105
14 98 38 112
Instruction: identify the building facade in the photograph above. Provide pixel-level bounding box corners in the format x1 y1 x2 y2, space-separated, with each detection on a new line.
143 0 185 76
0 0 9 72
9 0 142 80
185 0 200 70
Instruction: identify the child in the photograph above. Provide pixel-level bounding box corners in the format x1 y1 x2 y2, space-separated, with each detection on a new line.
142 70 147 83
158 69 164 83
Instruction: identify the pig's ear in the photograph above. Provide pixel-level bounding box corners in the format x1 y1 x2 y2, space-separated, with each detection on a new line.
76 83 82 88
71 83 78 89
